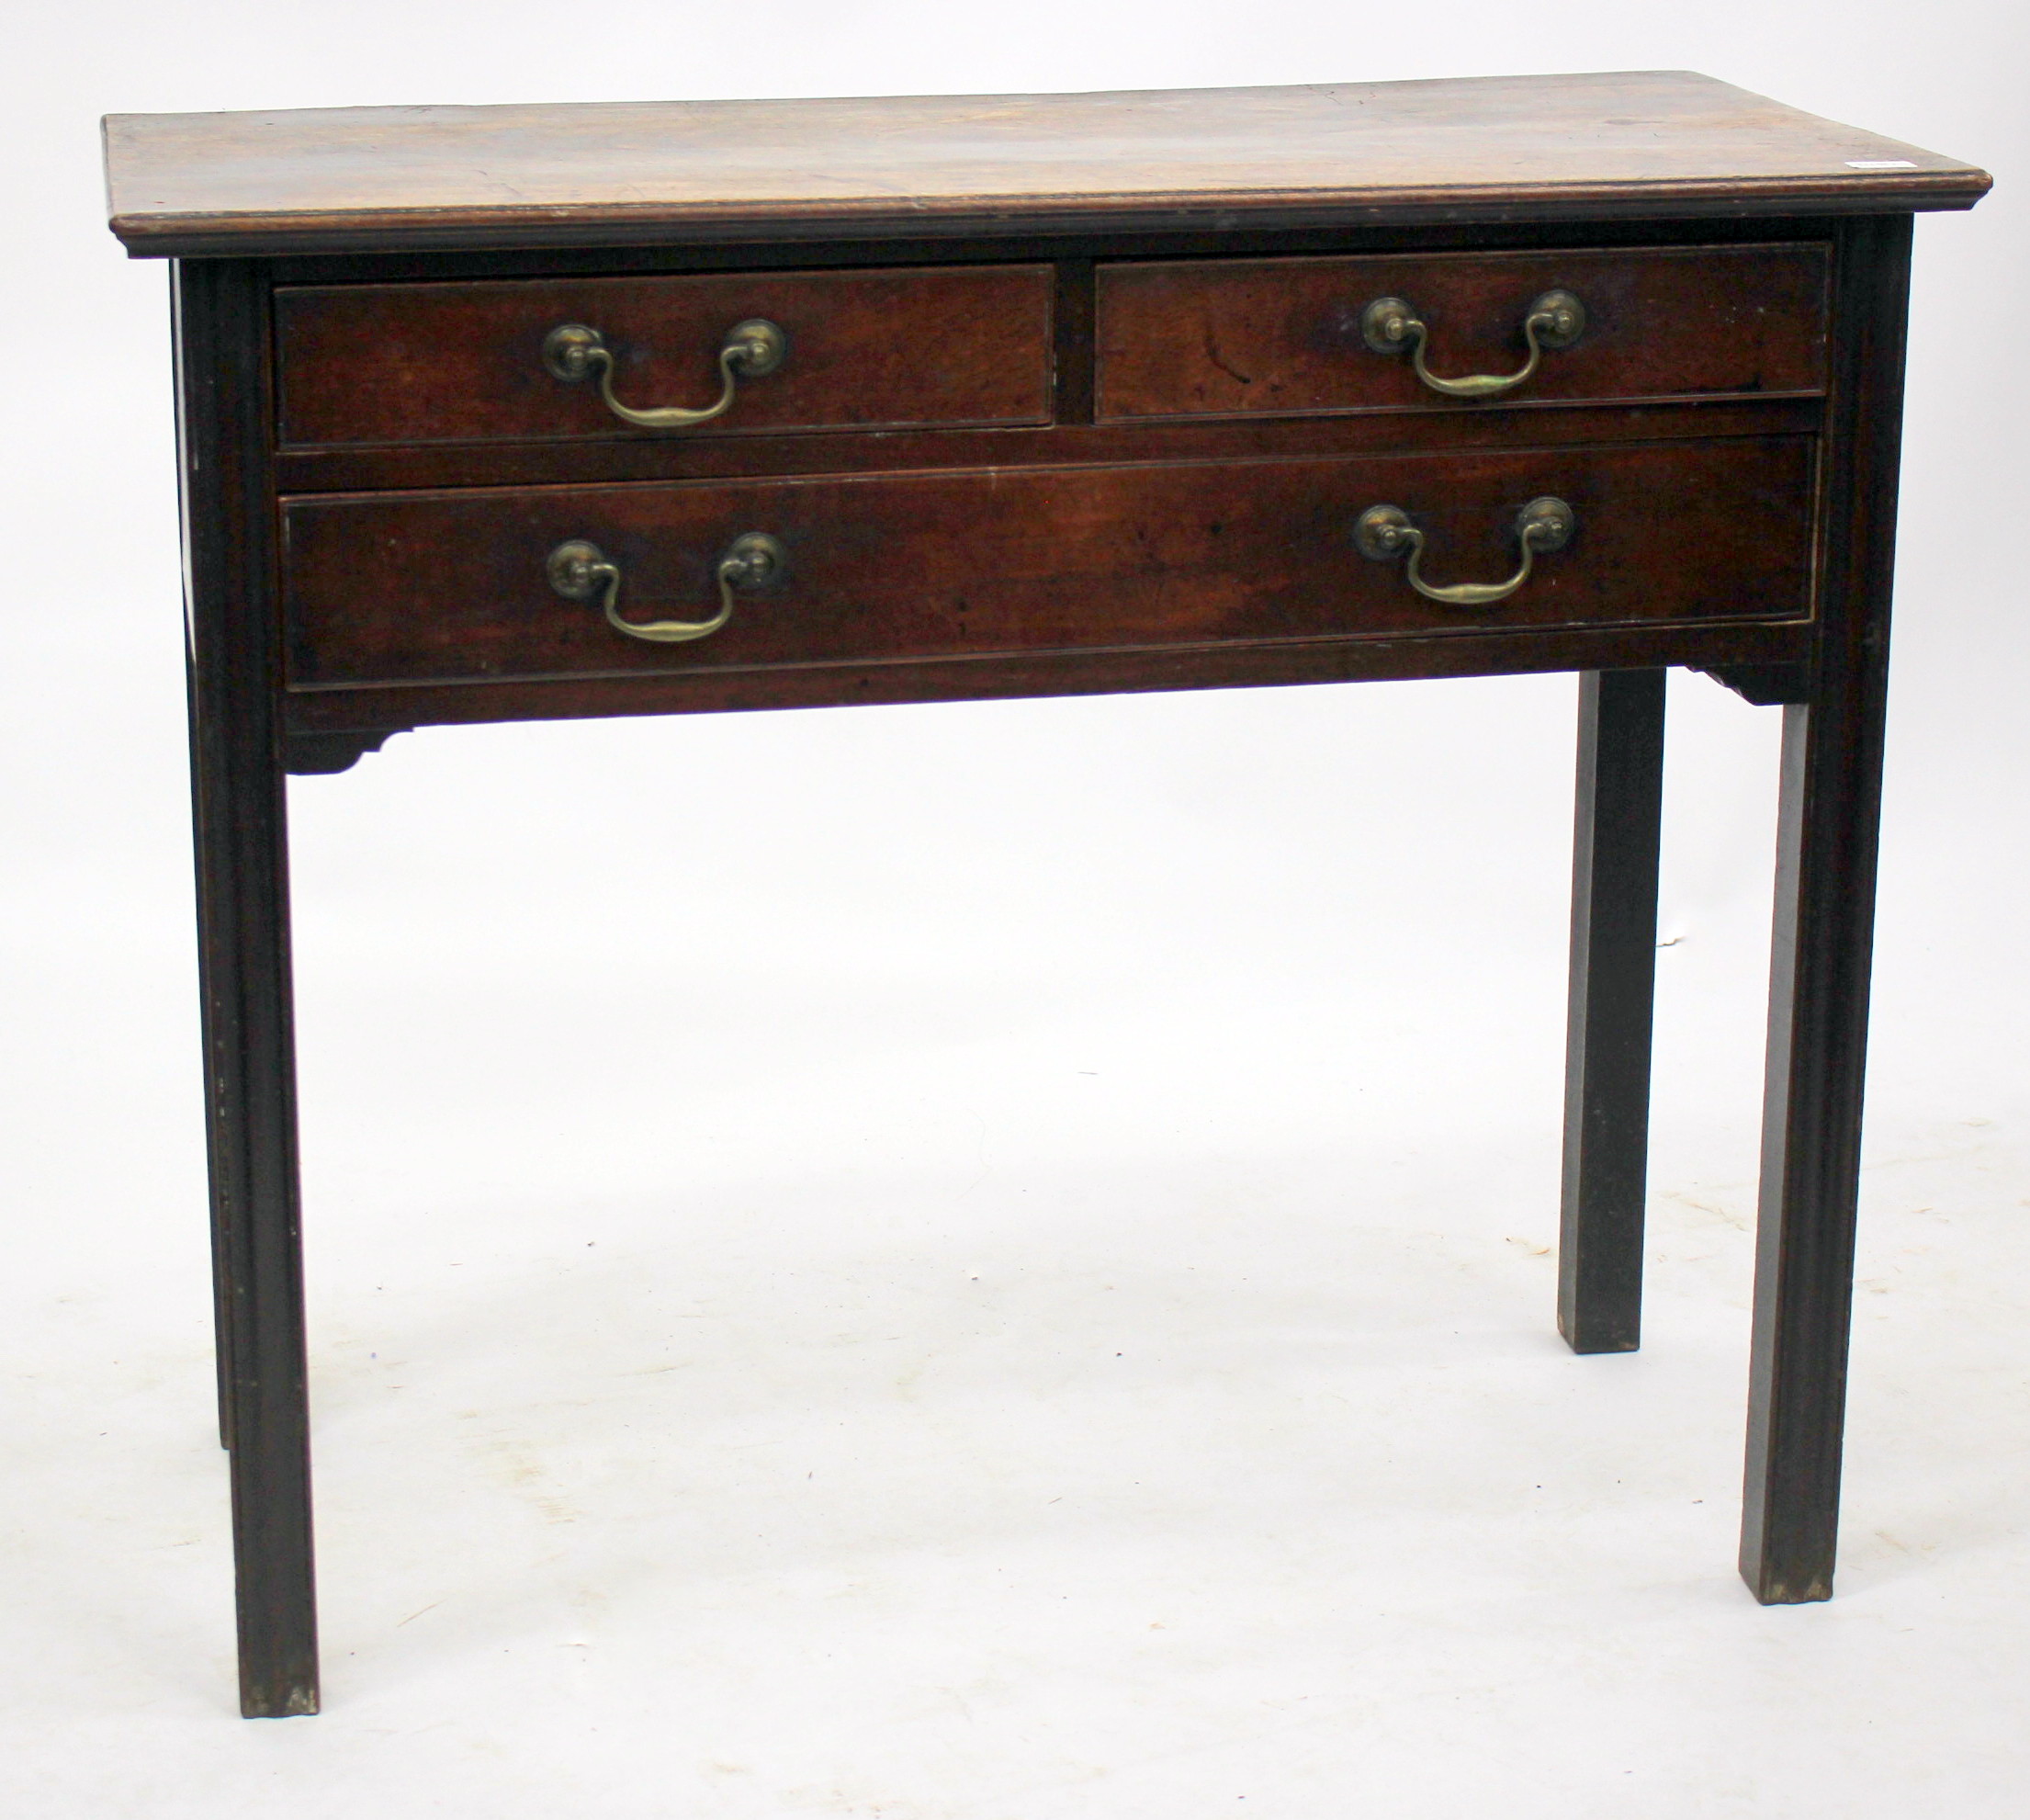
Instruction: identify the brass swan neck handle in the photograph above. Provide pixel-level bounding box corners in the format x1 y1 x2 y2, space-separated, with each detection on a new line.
543 319 787 430
546 533 785 643
1355 497 1574 607
1360 289 1585 400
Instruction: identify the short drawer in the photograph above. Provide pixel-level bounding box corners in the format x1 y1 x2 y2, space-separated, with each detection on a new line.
1096 244 1829 421
282 438 1816 690
275 264 1054 448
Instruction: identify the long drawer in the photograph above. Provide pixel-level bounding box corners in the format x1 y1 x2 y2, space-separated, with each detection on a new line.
1096 244 1829 421
282 439 1817 690
275 264 1055 448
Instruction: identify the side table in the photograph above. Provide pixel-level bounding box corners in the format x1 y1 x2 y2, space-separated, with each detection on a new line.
103 71 1990 1715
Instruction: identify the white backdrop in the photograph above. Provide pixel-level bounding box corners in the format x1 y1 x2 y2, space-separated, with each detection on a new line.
2 5 2024 1814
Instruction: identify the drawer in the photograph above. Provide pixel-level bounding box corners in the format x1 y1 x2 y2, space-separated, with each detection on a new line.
283 439 1816 690
274 264 1054 448
1096 244 1829 422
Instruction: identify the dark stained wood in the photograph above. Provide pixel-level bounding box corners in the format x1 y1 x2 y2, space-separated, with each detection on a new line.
254 208 1871 289
1740 214 1912 1605
175 257 321 1716
276 265 1053 448
280 438 1817 691
283 728 407 774
1051 259 1098 426
104 73 1989 257
184 634 236 1451
270 394 1826 497
1097 243 1828 421
1701 661 1812 705
283 612 1811 740
1559 669 1666 1355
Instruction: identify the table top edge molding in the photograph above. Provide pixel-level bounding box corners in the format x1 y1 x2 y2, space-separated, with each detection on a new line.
104 71 1991 258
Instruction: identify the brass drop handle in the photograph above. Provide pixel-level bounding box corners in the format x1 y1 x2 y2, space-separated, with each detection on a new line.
1355 496 1574 607
1360 289 1585 399
542 319 787 429
546 533 785 643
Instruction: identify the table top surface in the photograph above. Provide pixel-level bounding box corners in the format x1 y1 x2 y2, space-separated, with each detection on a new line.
104 71 1989 258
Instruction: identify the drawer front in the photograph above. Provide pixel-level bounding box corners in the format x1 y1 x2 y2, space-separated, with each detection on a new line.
284 439 1815 689
1096 245 1829 421
275 264 1054 448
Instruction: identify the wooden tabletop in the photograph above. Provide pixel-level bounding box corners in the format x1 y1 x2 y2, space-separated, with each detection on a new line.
104 71 1990 258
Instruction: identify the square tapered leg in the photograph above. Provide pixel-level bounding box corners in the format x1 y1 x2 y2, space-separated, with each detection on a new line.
1739 695 1883 1602
1740 213 1909 1605
179 256 321 1714
1559 668 1666 1354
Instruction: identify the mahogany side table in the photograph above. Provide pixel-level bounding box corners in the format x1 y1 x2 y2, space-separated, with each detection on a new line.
103 71 1990 1715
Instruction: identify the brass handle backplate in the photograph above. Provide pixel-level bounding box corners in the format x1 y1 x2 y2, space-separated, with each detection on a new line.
1355 496 1575 607
547 533 785 643
542 319 788 430
1359 289 1585 399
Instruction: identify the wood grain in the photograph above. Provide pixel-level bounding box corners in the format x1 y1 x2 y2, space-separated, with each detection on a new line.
104 73 1990 257
281 438 1817 690
276 265 1053 448
281 616 1808 738
269 396 1826 497
1097 243 1829 421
